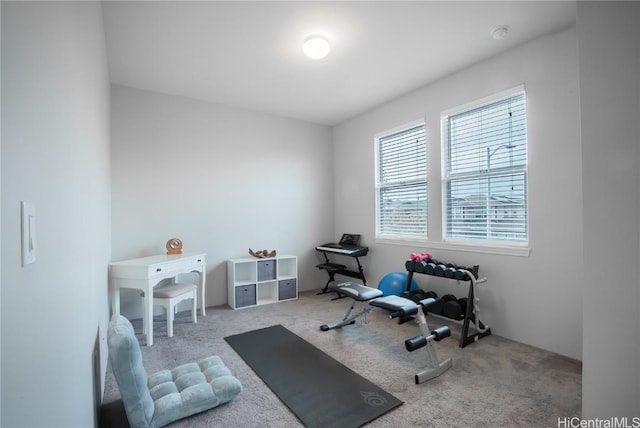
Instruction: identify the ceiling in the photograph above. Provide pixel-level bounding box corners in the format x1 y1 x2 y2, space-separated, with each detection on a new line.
102 1 576 126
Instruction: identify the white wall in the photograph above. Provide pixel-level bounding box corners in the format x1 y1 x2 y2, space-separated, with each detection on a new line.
110 85 333 316
333 26 583 359
1 2 111 427
578 1 640 418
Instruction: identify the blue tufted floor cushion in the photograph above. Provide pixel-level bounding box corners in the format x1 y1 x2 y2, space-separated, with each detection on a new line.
107 315 242 428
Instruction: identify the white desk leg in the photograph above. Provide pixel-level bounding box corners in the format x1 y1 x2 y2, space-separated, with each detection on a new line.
142 297 147 336
112 286 121 315
200 269 207 316
145 282 154 346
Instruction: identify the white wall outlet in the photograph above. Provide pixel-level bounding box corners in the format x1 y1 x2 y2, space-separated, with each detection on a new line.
21 201 37 266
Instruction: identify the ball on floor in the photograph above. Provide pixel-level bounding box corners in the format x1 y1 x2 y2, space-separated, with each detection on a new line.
377 272 417 296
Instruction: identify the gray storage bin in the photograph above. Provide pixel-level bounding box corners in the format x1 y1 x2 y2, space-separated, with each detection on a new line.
278 279 297 300
235 284 256 308
257 260 276 281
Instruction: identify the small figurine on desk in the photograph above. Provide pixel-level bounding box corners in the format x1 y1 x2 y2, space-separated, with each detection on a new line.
249 248 277 258
166 238 183 255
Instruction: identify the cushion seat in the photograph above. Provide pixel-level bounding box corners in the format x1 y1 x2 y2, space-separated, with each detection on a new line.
108 314 242 428
153 283 197 298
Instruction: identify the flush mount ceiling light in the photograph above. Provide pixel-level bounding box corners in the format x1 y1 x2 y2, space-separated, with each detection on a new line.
491 25 509 40
303 35 330 59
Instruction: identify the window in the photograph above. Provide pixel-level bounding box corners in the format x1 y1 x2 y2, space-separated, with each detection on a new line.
375 122 427 240
442 90 528 243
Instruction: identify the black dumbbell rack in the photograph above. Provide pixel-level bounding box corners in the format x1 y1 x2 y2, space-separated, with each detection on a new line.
403 260 492 348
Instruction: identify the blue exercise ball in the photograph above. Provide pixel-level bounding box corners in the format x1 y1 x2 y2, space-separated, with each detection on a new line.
378 272 417 296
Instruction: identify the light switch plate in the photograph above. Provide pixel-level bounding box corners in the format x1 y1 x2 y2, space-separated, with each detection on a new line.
21 201 37 266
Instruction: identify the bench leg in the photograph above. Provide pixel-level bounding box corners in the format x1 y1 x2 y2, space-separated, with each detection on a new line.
415 357 452 384
320 299 375 331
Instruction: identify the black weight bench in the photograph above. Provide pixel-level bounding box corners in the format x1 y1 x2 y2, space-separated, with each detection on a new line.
320 282 452 384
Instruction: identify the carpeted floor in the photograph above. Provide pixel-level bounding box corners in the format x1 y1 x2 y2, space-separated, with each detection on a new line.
100 290 582 428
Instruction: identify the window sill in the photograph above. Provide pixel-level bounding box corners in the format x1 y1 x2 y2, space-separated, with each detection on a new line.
375 237 531 257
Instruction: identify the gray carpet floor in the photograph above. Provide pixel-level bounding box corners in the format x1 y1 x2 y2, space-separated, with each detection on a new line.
100 290 582 427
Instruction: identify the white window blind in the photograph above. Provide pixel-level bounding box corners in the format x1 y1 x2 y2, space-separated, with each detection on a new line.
375 123 427 239
443 91 528 242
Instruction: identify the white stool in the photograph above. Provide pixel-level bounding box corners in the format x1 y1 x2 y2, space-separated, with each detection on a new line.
152 283 198 337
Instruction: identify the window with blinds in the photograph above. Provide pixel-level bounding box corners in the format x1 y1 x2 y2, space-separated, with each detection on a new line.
442 90 528 243
375 123 427 240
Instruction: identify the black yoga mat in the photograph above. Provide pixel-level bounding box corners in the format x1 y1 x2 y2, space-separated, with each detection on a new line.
224 324 403 428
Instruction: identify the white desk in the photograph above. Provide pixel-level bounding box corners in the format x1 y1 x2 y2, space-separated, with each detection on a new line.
109 253 206 346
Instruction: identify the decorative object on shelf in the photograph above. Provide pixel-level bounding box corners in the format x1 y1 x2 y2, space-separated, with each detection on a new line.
248 248 277 258
166 238 183 255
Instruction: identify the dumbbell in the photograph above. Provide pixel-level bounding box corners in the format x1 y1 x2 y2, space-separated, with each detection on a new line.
442 264 478 281
405 260 416 272
424 262 436 275
443 296 468 320
433 263 447 276
423 290 438 299
444 263 459 278
409 289 427 303
413 260 427 273
441 294 457 304
421 291 442 314
453 268 467 280
455 265 477 281
440 294 459 319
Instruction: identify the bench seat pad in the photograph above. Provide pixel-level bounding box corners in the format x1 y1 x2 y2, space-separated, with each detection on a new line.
369 295 417 312
328 282 383 301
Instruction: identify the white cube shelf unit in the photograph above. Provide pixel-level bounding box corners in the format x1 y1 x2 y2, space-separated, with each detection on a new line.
227 254 298 309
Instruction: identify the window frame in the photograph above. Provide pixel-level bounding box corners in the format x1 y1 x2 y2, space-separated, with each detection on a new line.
441 86 530 253
374 120 428 243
